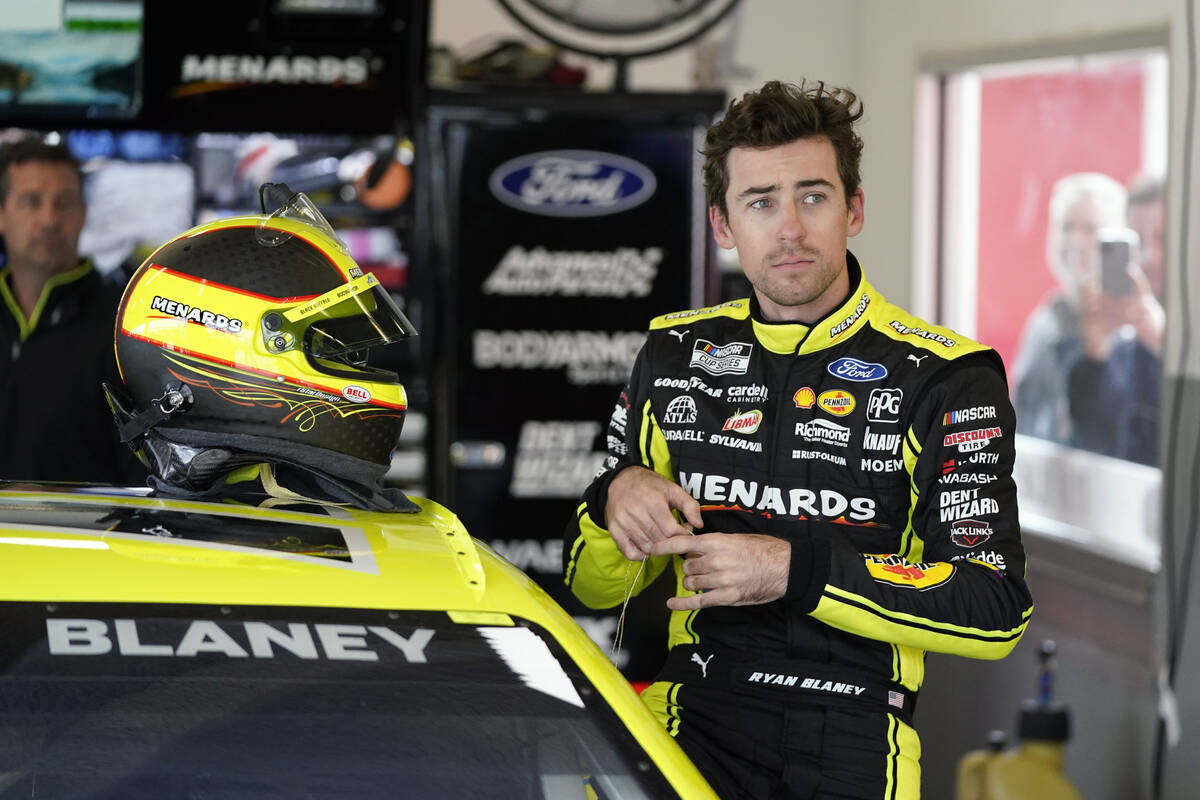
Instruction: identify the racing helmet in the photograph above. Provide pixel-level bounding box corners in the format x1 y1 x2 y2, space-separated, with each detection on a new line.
107 185 416 490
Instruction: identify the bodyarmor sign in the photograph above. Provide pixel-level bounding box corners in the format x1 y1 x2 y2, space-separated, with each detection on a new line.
429 97 720 679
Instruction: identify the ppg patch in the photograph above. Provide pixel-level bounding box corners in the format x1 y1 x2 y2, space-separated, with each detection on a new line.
690 339 752 376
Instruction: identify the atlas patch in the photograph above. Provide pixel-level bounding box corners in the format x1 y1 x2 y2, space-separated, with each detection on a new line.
662 395 697 425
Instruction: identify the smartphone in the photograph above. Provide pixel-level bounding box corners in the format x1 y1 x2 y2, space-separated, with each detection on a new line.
1096 227 1140 297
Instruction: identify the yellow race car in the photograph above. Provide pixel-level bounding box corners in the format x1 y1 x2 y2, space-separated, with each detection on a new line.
0 483 718 800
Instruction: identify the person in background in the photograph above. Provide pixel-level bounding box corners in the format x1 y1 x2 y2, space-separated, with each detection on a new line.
564 79 1031 799
0 138 145 483
1065 175 1165 465
1012 172 1126 447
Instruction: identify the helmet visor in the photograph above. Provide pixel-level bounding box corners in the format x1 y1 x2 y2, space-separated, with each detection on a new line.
257 190 349 255
284 272 417 359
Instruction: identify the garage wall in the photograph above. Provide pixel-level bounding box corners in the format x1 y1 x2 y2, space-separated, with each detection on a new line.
429 1 858 102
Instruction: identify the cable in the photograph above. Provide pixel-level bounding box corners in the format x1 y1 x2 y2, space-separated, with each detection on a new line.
611 556 648 663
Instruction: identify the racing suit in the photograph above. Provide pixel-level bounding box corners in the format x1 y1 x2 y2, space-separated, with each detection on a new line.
1 261 146 484
564 254 1033 800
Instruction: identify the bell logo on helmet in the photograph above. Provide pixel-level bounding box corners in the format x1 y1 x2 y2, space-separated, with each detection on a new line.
342 385 371 403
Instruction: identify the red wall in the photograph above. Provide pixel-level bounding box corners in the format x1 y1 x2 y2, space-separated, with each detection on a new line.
975 62 1145 370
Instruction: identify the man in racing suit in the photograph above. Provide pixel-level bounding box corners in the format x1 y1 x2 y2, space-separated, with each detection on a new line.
563 80 1033 800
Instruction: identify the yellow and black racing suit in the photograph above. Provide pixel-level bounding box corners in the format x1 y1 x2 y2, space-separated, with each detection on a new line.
564 254 1033 800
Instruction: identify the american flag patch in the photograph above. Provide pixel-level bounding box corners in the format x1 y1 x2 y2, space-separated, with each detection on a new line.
888 690 905 709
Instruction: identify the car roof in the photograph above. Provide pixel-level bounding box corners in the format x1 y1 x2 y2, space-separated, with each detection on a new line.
0 484 573 628
0 486 529 613
0 484 719 799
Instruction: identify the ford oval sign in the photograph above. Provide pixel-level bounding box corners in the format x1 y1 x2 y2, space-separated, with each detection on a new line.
826 357 888 382
488 150 657 217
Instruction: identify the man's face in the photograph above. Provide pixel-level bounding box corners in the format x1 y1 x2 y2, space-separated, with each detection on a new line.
1053 194 1122 293
0 161 86 279
709 136 864 323
1128 198 1165 301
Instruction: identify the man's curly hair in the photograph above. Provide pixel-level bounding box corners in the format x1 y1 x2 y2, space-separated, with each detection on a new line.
702 80 864 217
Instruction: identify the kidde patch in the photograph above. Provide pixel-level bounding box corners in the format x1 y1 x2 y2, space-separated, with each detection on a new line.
793 387 816 409
817 389 856 417
722 409 763 435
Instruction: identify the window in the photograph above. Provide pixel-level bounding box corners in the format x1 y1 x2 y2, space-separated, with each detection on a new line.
0 603 680 799
916 42 1168 568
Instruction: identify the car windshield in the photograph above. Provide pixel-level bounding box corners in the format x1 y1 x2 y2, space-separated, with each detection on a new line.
0 603 679 800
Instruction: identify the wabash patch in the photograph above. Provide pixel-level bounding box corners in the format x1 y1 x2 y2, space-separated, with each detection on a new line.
950 519 993 548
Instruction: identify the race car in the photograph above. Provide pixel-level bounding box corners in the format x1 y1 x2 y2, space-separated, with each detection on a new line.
0 483 717 799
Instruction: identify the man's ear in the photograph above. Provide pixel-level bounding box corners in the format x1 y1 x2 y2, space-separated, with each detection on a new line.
847 188 865 237
709 205 736 250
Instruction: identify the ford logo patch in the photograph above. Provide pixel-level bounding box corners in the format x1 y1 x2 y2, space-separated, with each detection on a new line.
488 149 657 217
826 357 888 382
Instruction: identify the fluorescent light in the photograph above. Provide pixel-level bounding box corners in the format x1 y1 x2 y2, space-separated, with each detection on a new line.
0 537 109 550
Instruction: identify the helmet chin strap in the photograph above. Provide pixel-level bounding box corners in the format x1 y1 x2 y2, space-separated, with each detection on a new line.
103 382 195 445
103 380 416 512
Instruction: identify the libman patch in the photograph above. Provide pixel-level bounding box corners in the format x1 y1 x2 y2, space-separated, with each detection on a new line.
864 554 954 590
722 409 762 434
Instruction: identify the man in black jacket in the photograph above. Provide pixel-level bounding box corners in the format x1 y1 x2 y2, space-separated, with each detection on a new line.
0 139 145 484
564 81 1032 799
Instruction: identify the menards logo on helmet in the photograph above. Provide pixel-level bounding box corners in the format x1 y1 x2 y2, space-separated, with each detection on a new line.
151 296 243 333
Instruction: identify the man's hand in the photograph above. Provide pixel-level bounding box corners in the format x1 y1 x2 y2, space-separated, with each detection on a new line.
1126 263 1165 356
1079 263 1165 360
1078 280 1124 360
650 533 790 609
605 466 704 561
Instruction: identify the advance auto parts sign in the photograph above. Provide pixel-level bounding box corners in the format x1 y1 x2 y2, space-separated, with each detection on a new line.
489 150 658 217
